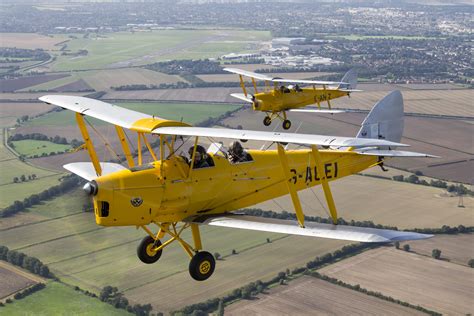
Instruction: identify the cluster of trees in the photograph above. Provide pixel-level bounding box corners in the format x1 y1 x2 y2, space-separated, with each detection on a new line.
13 283 46 300
0 245 54 278
0 48 50 62
9 133 73 145
310 272 441 316
392 174 472 195
99 286 155 316
16 115 30 124
1 174 81 218
13 174 37 183
145 59 224 75
223 58 265 65
468 259 474 268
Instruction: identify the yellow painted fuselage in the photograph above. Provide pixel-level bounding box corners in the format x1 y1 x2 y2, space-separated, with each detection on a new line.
92 149 377 227
253 87 350 112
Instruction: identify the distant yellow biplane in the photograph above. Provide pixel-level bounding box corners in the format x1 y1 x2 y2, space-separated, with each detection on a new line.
224 68 360 129
39 91 434 281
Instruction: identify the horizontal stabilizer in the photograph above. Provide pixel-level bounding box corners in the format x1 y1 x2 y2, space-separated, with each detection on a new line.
354 148 439 158
188 214 432 243
64 162 128 181
230 93 253 103
289 109 345 114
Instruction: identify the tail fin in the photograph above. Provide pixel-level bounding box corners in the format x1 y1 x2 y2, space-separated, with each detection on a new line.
338 69 358 90
357 90 404 144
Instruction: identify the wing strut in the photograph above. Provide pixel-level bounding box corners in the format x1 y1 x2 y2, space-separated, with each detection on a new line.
75 113 102 176
277 144 305 228
238 75 248 97
311 145 338 224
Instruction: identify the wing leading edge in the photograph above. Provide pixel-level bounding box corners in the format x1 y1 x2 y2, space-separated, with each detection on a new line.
187 214 432 243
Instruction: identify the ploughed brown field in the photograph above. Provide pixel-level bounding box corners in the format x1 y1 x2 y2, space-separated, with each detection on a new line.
0 261 43 300
0 74 69 92
319 247 474 315
225 276 424 316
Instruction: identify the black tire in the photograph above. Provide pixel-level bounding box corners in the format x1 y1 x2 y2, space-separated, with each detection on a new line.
137 236 162 264
282 120 291 130
189 251 215 281
263 116 272 126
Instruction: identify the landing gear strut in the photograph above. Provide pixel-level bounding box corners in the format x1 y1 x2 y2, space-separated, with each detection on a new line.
138 223 216 281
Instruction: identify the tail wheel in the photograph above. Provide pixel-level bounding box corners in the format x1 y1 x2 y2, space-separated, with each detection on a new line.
263 116 272 126
189 251 215 281
282 120 292 130
137 236 162 264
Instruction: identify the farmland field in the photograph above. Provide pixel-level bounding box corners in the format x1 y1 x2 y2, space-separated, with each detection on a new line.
22 102 240 127
22 68 184 92
400 234 474 266
319 247 474 315
11 140 71 158
0 281 130 316
0 261 42 300
0 191 349 312
0 33 69 50
197 71 335 82
51 30 271 71
225 276 424 316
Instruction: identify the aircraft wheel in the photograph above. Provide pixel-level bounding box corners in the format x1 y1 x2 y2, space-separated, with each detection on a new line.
282 120 292 130
263 116 272 126
189 251 215 281
137 236 162 264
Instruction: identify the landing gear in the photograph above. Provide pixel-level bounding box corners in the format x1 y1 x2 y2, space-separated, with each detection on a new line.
263 116 272 126
137 223 216 281
282 120 292 130
189 251 216 281
137 236 162 264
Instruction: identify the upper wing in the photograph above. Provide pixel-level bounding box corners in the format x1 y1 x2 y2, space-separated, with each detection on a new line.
39 95 190 133
354 148 439 158
223 68 346 86
289 109 346 114
223 68 273 81
187 214 432 243
153 126 408 148
271 78 346 86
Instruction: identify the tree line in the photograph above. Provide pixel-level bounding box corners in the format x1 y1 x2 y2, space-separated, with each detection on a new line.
0 245 54 278
392 174 472 196
99 286 156 316
0 174 82 218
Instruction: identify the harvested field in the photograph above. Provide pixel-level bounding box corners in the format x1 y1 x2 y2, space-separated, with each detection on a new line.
0 33 68 50
54 79 94 92
225 276 424 316
0 74 69 92
0 92 88 102
319 247 474 315
255 173 474 229
0 261 42 299
197 72 335 83
220 64 275 71
400 234 474 266
0 102 54 127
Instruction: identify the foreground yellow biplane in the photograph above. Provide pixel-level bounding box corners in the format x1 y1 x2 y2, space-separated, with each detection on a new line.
224 68 360 129
39 91 435 281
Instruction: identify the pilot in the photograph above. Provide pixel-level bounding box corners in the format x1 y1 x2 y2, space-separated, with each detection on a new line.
294 84 302 92
280 85 290 93
188 145 209 169
228 141 252 164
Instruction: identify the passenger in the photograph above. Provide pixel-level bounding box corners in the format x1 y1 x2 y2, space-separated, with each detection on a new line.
294 84 302 92
280 85 290 93
188 145 209 169
228 141 252 164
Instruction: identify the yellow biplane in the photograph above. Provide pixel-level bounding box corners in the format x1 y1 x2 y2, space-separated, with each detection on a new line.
224 68 360 129
39 91 434 281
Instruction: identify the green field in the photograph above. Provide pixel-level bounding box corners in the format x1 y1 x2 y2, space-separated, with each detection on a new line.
11 140 72 158
24 102 240 127
0 281 130 316
51 30 271 71
0 191 348 312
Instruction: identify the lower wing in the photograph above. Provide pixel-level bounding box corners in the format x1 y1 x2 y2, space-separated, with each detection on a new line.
187 214 432 243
